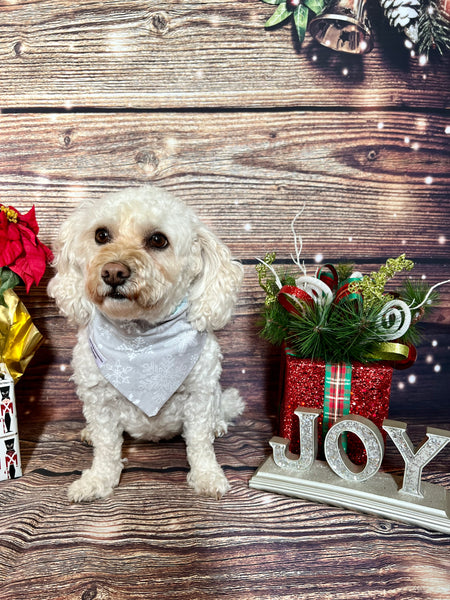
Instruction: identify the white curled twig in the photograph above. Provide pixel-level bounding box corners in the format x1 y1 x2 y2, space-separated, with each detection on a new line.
409 279 450 310
290 205 307 277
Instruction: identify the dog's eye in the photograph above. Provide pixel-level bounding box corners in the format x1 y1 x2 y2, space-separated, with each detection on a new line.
146 232 169 250
95 228 112 245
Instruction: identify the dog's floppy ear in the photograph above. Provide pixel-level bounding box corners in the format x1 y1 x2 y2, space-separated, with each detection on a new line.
47 208 94 327
187 224 243 332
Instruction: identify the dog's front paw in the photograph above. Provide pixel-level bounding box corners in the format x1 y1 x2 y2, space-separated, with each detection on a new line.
80 427 93 446
187 468 230 500
68 470 115 503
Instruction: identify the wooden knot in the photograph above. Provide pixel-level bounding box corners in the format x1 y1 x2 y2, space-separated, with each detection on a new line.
13 41 24 57
367 149 378 161
149 11 170 35
81 586 97 600
62 129 74 148
135 150 159 173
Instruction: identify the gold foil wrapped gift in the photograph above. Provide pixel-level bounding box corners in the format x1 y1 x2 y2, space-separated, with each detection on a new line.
0 288 43 384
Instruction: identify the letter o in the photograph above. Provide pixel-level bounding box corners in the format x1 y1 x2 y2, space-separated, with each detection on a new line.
324 415 384 482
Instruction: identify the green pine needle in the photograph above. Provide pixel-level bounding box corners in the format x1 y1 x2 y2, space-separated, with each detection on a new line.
418 0 450 56
256 257 440 363
397 278 439 319
336 263 355 283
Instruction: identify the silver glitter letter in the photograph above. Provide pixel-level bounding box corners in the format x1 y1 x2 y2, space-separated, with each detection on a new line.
324 415 385 482
383 420 450 498
270 408 320 472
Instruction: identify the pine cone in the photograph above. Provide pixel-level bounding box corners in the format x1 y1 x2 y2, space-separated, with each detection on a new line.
380 0 420 29
405 21 419 44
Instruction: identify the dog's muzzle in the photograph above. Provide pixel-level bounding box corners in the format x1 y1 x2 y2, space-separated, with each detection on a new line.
101 261 131 300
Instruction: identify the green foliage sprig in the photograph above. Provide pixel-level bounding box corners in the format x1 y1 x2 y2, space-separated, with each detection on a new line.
261 0 324 44
418 0 450 56
257 255 439 364
260 0 450 56
349 254 414 309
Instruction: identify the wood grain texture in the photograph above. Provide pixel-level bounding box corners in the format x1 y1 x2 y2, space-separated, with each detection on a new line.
0 111 448 260
0 420 449 600
0 0 449 109
0 0 449 596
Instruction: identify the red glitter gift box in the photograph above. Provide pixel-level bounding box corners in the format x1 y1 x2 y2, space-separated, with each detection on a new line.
279 349 393 464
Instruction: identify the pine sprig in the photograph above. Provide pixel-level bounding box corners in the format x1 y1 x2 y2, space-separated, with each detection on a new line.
256 256 441 364
397 278 439 320
258 270 297 345
393 278 439 345
417 0 450 56
286 297 395 363
287 301 335 360
336 263 355 282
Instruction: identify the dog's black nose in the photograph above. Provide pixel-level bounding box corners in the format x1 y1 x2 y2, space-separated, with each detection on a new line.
101 262 131 287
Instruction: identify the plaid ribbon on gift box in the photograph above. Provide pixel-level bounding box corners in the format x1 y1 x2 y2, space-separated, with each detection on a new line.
322 363 352 451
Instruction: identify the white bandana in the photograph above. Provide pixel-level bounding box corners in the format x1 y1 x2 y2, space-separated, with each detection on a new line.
88 302 207 417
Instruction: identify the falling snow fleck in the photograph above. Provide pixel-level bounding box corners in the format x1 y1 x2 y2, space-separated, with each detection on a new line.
434 364 441 373
408 374 416 384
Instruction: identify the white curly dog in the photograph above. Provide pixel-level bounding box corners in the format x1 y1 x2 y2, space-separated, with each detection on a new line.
48 186 244 502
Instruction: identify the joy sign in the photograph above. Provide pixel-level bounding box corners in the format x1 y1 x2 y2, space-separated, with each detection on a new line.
250 408 450 534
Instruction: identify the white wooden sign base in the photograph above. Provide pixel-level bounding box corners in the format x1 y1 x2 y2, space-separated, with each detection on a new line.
249 451 450 535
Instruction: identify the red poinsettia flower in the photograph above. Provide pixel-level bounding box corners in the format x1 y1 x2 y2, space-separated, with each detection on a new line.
0 204 53 292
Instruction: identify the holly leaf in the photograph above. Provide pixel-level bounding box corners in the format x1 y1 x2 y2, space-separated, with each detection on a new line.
293 4 309 43
261 0 284 4
265 2 293 27
303 0 324 15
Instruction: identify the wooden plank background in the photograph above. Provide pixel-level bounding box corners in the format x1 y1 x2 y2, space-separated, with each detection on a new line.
0 1 449 598
0 0 449 109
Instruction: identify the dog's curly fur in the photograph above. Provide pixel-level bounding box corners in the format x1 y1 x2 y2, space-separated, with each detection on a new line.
48 186 244 502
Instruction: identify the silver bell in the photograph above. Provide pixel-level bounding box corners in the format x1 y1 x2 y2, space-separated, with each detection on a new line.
309 0 374 54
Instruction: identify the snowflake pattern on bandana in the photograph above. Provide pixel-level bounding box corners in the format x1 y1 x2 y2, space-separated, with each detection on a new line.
88 302 207 417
